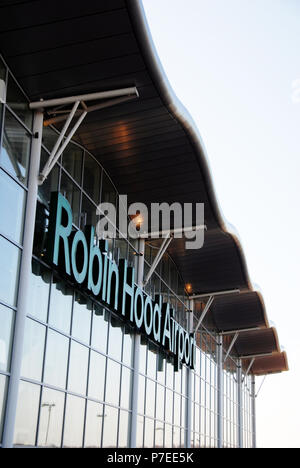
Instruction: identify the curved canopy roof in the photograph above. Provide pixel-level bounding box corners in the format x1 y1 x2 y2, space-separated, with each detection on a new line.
233 328 280 358
250 352 289 376
0 0 287 375
197 291 269 333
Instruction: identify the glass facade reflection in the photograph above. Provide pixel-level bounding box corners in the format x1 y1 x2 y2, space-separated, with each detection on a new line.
0 58 256 449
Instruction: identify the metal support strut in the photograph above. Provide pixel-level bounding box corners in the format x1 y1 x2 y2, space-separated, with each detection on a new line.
243 358 255 382
251 375 257 448
29 87 139 185
2 111 44 448
185 299 194 448
194 295 214 333
217 335 224 448
223 332 239 364
130 238 145 448
144 234 173 286
237 358 243 448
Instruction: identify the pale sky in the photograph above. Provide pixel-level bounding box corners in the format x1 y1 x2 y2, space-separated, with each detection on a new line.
142 0 300 448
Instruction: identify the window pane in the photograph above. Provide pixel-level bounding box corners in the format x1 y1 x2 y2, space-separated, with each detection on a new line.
63 395 85 448
139 340 147 375
68 341 88 395
0 235 20 307
0 375 8 443
62 144 82 184
88 351 106 401
102 405 118 448
165 389 173 424
165 424 173 448
174 394 181 427
138 376 145 416
122 329 133 367
120 367 132 410
173 426 180 448
155 421 164 448
84 401 103 448
108 319 123 362
48 278 72 334
83 153 101 203
91 306 108 353
42 126 60 153
118 410 130 448
0 57 5 80
37 154 59 209
136 415 144 447
14 381 40 447
174 366 182 394
38 388 65 448
21 318 46 381
105 359 120 407
156 384 165 421
147 348 157 380
44 330 69 389
144 418 154 448
101 172 116 205
114 238 128 263
145 379 155 418
0 169 26 244
0 304 14 372
81 195 98 230
60 172 80 227
6 73 32 129
72 292 92 344
166 361 174 389
1 109 31 184
28 259 50 322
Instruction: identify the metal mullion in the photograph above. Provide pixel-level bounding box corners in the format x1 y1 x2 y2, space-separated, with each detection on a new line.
116 328 125 448
82 304 94 448
34 317 50 448
0 300 17 312
101 334 109 447
27 312 134 373
0 80 8 157
0 230 24 254
4 105 33 138
98 161 103 205
61 290 73 448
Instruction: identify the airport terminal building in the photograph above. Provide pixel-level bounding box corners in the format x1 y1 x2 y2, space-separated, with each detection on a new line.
0 0 288 448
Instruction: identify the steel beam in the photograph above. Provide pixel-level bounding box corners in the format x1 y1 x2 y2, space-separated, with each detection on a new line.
189 289 240 300
29 87 139 109
220 327 260 336
139 224 206 239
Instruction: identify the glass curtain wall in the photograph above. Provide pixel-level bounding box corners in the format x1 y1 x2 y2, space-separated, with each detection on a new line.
0 57 32 447
0 57 254 448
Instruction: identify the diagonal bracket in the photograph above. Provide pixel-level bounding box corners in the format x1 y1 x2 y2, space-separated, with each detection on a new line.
194 295 214 333
29 87 139 185
243 357 255 382
223 332 239 363
144 234 173 286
